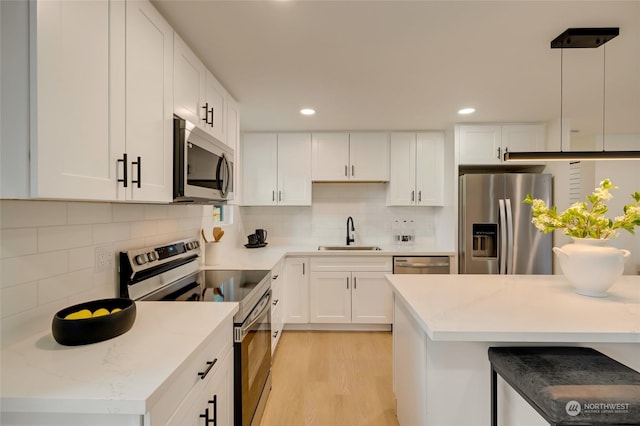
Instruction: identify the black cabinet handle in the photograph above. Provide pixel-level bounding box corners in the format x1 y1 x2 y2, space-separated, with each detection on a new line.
354 277 357 289
273 330 279 339
209 107 214 127
210 395 218 425
117 153 128 188
198 358 218 380
346 277 349 289
272 275 279 280
272 299 279 306
132 156 141 188
202 103 210 124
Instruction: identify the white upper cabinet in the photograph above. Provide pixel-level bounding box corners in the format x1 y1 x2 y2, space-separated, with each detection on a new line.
312 132 389 182
124 0 174 202
173 34 227 144
1 0 173 202
242 133 312 206
458 123 546 165
8 0 122 200
173 34 206 127
204 71 226 143
387 132 444 206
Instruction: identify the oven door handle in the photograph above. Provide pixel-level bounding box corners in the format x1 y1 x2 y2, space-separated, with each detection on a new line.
235 291 271 343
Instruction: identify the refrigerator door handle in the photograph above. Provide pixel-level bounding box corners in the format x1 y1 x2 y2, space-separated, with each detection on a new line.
498 199 507 274
505 198 515 274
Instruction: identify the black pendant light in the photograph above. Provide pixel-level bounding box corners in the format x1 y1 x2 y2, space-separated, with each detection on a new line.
504 27 640 162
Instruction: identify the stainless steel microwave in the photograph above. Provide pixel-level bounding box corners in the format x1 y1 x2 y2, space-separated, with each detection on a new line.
173 116 234 203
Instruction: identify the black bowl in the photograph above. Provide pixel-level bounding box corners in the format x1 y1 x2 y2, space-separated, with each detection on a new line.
52 298 136 346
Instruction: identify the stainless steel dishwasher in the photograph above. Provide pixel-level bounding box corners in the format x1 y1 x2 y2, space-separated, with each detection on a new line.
393 256 450 274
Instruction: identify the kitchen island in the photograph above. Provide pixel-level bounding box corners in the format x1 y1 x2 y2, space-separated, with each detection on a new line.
387 274 640 426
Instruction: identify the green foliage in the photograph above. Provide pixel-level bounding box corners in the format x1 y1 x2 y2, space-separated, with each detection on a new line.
522 179 640 239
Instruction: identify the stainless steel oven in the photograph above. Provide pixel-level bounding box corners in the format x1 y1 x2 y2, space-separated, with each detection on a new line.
119 240 272 426
234 288 272 426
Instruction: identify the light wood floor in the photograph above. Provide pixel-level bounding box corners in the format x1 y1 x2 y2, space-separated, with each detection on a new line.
259 331 399 426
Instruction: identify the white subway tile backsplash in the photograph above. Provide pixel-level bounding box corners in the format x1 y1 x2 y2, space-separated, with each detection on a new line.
130 220 158 239
1 281 38 317
0 251 68 288
144 204 169 220
112 203 145 222
68 246 95 272
155 218 179 234
0 199 212 347
0 200 67 228
0 228 37 259
38 269 93 304
38 225 93 252
67 202 113 224
93 223 130 244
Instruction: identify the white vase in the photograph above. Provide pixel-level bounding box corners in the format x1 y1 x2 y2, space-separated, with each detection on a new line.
553 237 630 297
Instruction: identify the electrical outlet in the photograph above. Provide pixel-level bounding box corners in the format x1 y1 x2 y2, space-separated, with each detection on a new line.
95 245 115 273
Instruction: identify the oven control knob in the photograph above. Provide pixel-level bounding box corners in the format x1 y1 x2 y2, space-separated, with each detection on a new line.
186 242 194 250
193 241 200 248
146 251 157 262
134 254 148 265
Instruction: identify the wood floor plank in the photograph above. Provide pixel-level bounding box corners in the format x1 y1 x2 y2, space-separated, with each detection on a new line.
260 331 399 426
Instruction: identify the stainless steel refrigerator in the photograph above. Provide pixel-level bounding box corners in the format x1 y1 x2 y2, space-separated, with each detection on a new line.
459 173 552 274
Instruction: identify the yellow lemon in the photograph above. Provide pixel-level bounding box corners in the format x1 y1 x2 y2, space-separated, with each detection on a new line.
92 308 110 317
111 308 122 314
65 309 92 320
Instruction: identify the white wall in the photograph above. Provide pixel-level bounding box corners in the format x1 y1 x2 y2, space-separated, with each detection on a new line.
0 200 220 347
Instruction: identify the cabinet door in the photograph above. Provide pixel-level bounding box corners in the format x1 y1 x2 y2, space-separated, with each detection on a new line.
351 272 393 324
173 34 206 126
204 71 226 143
283 257 309 324
458 125 502 165
311 133 350 181
349 132 390 181
277 133 312 206
125 0 173 202
167 348 233 426
34 0 123 200
502 124 546 154
387 132 417 206
310 272 351 323
242 133 277 205
415 132 445 206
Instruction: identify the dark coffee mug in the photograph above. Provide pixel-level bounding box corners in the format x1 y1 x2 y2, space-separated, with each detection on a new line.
247 234 259 245
255 229 268 244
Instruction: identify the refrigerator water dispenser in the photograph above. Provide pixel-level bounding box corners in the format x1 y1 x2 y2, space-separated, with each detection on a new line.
472 224 497 259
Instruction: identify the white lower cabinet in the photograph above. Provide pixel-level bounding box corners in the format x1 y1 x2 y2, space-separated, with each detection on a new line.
309 257 393 324
271 260 285 353
283 257 309 324
167 347 233 426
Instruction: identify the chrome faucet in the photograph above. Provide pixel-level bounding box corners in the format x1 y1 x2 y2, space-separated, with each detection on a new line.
346 216 355 245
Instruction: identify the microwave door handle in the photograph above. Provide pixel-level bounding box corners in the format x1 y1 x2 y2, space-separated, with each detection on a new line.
498 199 507 275
220 154 230 197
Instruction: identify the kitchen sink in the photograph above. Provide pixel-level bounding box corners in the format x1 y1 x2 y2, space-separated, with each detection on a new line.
317 245 382 251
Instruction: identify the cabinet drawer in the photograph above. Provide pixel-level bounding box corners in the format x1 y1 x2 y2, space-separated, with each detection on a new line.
310 256 392 272
148 317 233 424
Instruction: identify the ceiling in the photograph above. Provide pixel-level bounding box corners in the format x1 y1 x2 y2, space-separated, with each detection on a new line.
152 0 640 139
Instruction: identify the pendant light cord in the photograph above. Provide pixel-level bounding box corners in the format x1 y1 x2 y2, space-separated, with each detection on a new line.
602 43 607 152
560 48 564 152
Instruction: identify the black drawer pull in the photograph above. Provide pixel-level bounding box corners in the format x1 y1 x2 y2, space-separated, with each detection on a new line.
198 358 218 380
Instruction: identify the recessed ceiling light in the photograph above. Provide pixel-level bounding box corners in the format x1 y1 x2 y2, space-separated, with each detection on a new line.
300 108 316 116
458 107 476 115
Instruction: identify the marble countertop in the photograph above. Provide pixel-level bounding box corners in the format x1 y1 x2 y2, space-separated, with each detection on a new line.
387 274 640 343
201 243 455 271
0 301 238 415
